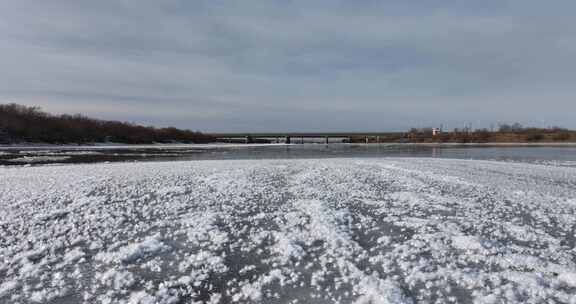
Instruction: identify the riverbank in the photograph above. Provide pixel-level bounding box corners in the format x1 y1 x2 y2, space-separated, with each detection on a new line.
3 141 576 151
0 143 290 151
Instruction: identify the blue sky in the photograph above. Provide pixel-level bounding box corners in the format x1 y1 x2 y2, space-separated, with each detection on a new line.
1 0 576 132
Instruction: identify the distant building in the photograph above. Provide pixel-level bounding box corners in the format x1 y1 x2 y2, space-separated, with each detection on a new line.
432 128 442 136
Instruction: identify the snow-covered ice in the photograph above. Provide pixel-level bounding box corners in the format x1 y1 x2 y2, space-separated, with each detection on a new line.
6 156 71 163
1 158 576 303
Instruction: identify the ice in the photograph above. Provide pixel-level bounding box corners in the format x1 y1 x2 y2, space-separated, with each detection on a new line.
1 158 576 303
7 155 71 163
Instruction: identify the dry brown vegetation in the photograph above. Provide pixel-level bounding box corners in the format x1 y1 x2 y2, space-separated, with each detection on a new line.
350 124 576 143
0 103 214 144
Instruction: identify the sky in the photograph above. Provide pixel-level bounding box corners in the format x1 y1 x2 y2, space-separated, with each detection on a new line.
1 0 576 132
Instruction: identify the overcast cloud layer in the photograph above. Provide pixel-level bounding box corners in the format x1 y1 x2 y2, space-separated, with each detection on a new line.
1 0 576 132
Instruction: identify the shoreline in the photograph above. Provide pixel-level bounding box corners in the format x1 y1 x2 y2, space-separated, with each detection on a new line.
371 142 576 147
2 141 576 151
0 143 291 150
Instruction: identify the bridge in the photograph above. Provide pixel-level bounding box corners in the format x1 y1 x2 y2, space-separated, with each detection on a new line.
212 132 404 144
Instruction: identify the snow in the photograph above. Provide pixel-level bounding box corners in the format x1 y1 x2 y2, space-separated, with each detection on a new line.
451 235 486 251
0 281 18 297
559 272 576 287
98 269 136 290
1 158 576 303
96 236 170 264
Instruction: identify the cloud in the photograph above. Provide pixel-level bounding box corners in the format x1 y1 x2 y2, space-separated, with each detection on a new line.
1 0 575 131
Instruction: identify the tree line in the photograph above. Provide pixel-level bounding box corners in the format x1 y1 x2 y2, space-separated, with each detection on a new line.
405 123 575 143
0 103 214 144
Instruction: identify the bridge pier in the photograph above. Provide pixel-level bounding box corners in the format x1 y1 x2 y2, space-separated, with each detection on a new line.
285 136 291 144
325 136 329 144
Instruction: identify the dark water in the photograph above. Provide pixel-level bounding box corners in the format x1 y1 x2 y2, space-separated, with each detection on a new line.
1 144 576 166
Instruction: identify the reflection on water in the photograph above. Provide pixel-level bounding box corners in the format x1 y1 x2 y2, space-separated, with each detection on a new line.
1 144 576 166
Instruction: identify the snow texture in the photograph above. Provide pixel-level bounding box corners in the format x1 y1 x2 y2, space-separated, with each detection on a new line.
1 158 576 303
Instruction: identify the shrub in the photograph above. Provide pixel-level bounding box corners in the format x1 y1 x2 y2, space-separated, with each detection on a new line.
0 103 214 144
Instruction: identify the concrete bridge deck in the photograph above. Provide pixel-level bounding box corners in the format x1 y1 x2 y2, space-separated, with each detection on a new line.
212 132 404 144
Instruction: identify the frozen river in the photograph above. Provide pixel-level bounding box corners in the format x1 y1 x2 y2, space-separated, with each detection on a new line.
1 143 576 167
1 157 576 303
